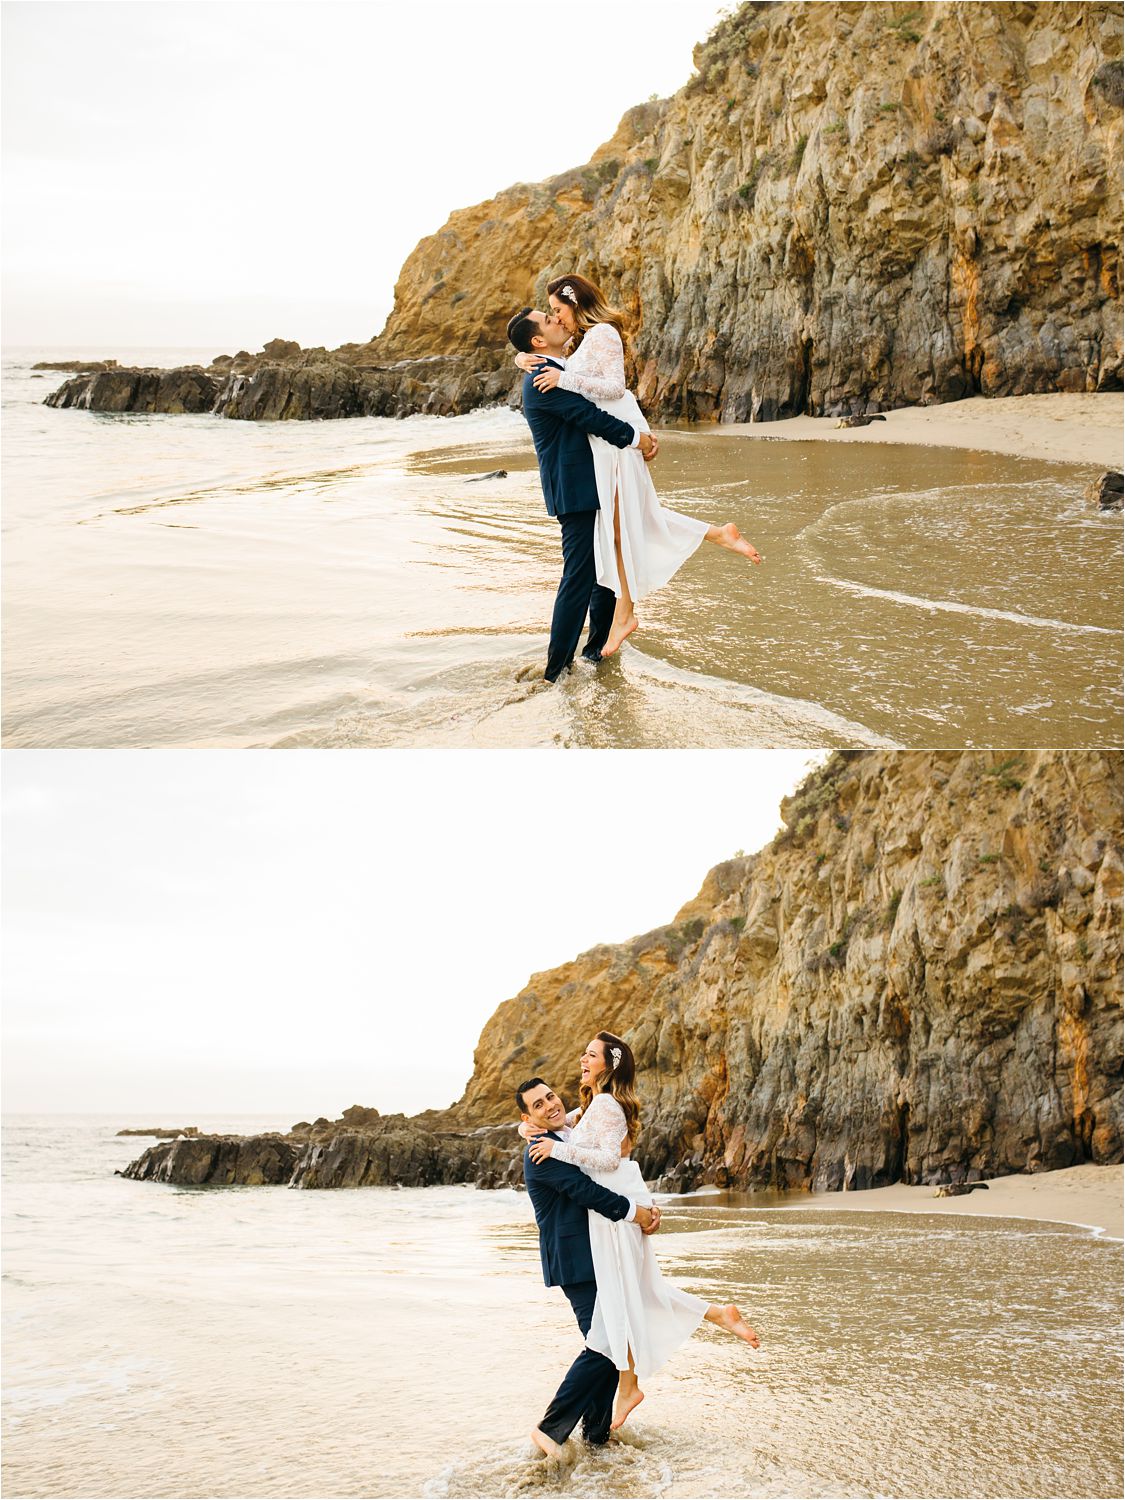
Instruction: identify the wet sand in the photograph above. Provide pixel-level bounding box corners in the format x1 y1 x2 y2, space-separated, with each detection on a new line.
791 1162 1123 1240
716 391 1124 468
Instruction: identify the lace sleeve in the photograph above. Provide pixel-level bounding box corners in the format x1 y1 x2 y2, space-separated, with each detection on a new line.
552 1093 627 1174
565 1108 581 1126
557 322 627 403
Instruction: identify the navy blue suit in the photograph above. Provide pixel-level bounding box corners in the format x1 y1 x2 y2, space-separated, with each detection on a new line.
524 1133 632 1446
520 362 637 681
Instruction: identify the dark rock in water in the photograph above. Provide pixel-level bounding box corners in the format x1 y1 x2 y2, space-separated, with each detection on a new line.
118 1132 303 1186
934 1182 991 1198
1086 470 1124 511
45 367 220 415
287 1118 519 1190
44 349 519 421
116 1126 198 1138
835 414 889 428
465 470 509 482
118 1110 522 1190
32 358 119 373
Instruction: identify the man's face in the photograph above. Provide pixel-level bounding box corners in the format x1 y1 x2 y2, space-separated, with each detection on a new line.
528 309 568 353
520 1082 567 1133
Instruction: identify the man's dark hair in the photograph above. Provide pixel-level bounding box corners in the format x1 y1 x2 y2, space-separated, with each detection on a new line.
506 306 539 354
515 1076 547 1112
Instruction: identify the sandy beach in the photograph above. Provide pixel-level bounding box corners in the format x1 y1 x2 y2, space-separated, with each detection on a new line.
790 1162 1123 1240
717 391 1124 469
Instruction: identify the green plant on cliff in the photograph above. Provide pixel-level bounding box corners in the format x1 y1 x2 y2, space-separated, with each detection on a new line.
885 11 923 42
900 148 923 186
700 2 764 66
775 751 863 848
581 159 621 198
737 156 767 204
790 134 808 173
824 905 867 968
984 755 1026 791
665 916 708 960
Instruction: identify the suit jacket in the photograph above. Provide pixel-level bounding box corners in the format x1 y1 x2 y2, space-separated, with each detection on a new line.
523 1132 631 1287
520 360 637 517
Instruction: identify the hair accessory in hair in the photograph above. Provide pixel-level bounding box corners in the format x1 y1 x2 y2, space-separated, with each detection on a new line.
559 283 579 306
611 1045 622 1069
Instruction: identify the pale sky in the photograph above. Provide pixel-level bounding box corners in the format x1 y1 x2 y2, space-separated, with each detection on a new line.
2 0 726 350
2 750 823 1118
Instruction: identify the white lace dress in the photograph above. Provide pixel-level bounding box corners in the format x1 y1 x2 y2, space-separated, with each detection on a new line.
556 323 709 602
551 1092 707 1380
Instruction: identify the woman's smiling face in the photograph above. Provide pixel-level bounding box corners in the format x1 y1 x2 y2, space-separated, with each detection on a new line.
580 1037 607 1087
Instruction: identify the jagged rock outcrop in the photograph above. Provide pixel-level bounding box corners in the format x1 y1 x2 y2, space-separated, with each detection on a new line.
49 3 1122 423
119 1107 523 1190
44 352 514 420
121 751 1123 1193
116 1126 198 1138
119 1131 301 1186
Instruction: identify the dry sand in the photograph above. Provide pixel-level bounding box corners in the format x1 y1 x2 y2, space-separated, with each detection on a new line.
715 391 1124 469
787 1162 1123 1239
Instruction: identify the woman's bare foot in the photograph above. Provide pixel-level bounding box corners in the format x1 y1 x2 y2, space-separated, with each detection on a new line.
601 613 638 658
530 1427 566 1459
610 1383 645 1430
708 522 762 563
710 1303 760 1347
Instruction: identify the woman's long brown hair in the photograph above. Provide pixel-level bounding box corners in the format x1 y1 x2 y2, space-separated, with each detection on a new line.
577 1031 641 1145
547 273 627 351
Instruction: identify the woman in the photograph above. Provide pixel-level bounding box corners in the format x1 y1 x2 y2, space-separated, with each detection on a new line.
521 1030 760 1435
514 274 762 658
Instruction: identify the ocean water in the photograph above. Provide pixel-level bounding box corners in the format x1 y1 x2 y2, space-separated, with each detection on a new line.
2 1115 1122 1499
2 348 1121 749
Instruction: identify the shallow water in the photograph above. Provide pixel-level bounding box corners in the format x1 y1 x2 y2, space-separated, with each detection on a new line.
3 1117 1122 1498
3 349 1121 748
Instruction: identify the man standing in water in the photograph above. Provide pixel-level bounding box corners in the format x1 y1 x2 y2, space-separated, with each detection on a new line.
515 1076 661 1458
505 308 658 682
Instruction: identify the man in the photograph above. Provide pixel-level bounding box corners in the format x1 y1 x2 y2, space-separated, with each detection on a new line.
515 1075 661 1458
506 308 659 682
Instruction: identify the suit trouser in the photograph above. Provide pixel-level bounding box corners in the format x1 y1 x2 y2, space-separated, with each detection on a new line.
538 1280 619 1446
545 510 617 682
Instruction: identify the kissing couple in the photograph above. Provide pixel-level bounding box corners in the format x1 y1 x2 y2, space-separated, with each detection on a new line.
516 1030 760 1458
506 273 763 684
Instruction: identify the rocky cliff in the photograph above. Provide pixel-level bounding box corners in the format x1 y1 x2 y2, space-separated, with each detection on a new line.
50 2 1123 421
122 749 1123 1192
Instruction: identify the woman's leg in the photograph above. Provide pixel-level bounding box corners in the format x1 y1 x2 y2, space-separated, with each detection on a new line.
601 488 639 657
703 522 763 563
610 1347 645 1430
704 1303 760 1346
